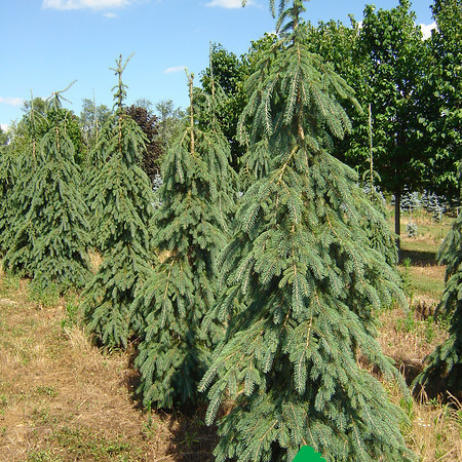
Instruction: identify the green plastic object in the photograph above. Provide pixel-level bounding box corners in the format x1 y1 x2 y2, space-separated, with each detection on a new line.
293 446 327 462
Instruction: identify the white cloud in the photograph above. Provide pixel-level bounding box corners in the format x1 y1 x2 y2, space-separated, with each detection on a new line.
103 11 117 17
42 0 132 11
421 22 437 40
0 97 24 107
205 0 249 8
163 66 186 74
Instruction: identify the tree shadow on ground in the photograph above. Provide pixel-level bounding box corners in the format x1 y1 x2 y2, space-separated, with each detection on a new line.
400 249 437 266
162 407 217 462
121 346 217 461
394 356 423 386
412 365 462 403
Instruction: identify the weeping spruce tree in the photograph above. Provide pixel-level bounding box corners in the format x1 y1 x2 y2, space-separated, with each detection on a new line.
4 88 90 289
199 2 413 461
133 71 233 410
83 55 155 348
2 100 45 271
414 207 462 396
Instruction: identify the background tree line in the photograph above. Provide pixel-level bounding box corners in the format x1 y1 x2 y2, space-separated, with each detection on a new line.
3 0 459 232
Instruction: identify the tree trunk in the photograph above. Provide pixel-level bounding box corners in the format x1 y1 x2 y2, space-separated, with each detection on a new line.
395 191 401 256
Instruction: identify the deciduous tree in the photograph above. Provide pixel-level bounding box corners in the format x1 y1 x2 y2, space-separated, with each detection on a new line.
419 0 462 202
125 104 163 185
359 0 426 248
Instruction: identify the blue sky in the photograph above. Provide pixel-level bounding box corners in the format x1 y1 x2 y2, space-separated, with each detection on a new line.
0 0 435 129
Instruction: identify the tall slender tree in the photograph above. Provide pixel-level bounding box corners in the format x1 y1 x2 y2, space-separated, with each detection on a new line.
359 0 426 249
200 2 412 461
4 88 90 289
2 98 43 272
83 55 155 348
420 0 462 202
133 70 234 410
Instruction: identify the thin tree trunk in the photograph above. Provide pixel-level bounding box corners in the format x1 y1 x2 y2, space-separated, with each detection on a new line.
368 104 374 189
395 191 401 256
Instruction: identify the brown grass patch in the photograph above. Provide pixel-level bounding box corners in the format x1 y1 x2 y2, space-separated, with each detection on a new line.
410 265 446 283
378 306 449 385
387 383 462 462
0 281 215 462
158 250 176 264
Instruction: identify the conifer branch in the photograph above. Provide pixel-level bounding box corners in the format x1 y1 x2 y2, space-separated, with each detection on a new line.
29 92 38 161
110 54 134 153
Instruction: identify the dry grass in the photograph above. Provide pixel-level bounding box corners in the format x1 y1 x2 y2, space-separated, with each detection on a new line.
0 271 215 462
383 380 462 462
377 209 462 461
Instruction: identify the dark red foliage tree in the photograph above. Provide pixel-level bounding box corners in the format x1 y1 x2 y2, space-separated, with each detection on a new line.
125 105 163 184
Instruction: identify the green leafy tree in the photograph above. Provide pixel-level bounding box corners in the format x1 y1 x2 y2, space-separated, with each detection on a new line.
199 2 412 461
4 87 90 289
302 18 371 173
201 43 249 170
419 0 462 202
359 0 427 248
83 55 155 348
133 71 234 410
154 99 185 150
134 98 153 111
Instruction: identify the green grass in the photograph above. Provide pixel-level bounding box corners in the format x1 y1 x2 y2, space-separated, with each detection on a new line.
408 271 445 299
26 450 63 462
397 210 450 301
23 426 139 462
53 426 138 462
